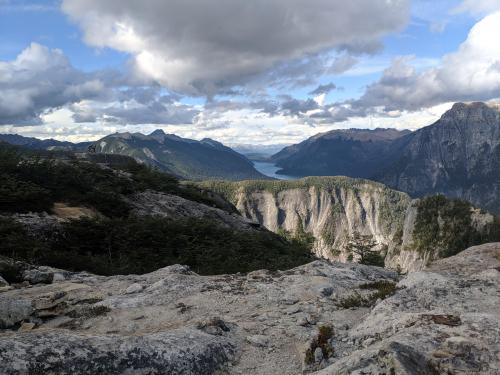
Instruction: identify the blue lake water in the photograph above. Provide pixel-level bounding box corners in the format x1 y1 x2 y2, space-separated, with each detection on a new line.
252 161 297 180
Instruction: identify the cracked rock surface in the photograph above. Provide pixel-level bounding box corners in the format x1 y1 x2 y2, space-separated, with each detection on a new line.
0 243 499 374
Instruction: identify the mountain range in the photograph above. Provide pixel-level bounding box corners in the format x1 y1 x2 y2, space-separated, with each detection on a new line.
2 101 499 212
0 130 267 181
0 133 91 151
91 130 268 180
271 102 500 214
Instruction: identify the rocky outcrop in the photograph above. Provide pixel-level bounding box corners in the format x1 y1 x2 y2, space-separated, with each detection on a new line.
317 242 500 375
0 243 498 374
130 190 260 231
271 102 500 214
200 177 497 272
377 102 500 214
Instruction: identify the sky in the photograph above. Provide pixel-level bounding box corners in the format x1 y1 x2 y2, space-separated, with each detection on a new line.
1 0 500 147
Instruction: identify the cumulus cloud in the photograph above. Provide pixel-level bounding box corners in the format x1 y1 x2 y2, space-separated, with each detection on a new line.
62 0 409 95
350 12 500 113
71 95 199 125
0 43 200 126
0 43 105 124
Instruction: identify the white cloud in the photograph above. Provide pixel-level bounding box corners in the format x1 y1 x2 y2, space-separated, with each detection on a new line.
62 0 409 95
0 43 105 124
0 43 201 126
454 0 500 15
351 12 500 112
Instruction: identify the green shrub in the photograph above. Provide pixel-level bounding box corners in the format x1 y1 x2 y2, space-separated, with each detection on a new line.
339 292 366 308
0 143 234 217
304 325 334 364
0 216 313 276
339 281 397 309
411 195 500 258
0 174 52 213
359 280 397 301
0 217 49 266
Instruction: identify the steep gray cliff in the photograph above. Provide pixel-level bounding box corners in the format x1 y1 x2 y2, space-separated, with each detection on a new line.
200 177 498 272
270 102 500 214
378 102 500 214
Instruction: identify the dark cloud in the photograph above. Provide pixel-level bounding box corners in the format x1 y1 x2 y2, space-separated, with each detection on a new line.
62 0 410 95
327 54 359 74
281 98 319 115
309 83 337 96
71 92 199 125
0 43 198 126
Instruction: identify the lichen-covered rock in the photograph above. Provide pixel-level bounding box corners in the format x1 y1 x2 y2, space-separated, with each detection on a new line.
315 243 500 375
0 330 235 374
0 243 498 374
0 298 33 328
22 268 54 285
130 190 260 231
0 256 29 284
0 276 8 287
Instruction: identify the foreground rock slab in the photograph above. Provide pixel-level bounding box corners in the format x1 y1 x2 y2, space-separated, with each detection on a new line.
0 243 499 374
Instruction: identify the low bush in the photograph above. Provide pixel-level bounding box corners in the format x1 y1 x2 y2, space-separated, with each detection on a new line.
0 216 313 276
359 280 398 301
304 325 334 364
0 143 235 216
339 280 398 309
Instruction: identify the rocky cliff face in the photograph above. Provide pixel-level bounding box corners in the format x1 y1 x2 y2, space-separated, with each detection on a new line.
200 177 497 272
271 102 500 214
0 243 498 374
378 102 500 214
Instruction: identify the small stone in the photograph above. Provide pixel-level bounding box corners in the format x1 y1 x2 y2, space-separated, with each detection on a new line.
125 283 143 294
18 322 36 332
363 337 375 347
297 316 309 326
286 306 302 315
196 317 230 336
0 276 8 287
246 335 269 348
314 347 324 363
23 269 53 285
432 350 452 358
281 297 299 305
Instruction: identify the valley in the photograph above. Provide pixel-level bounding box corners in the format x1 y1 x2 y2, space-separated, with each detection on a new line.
271 102 500 214
2 2 500 373
200 177 500 272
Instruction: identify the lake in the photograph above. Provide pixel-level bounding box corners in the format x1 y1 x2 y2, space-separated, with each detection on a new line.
252 161 297 180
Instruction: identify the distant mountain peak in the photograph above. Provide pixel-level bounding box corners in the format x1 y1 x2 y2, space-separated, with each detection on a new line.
148 129 167 142
443 101 499 119
311 127 411 142
200 138 222 146
149 129 166 137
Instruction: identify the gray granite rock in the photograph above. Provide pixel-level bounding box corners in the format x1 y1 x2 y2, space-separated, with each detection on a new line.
0 243 498 374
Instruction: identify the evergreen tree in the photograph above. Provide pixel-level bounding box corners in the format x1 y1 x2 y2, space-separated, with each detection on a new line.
346 231 385 267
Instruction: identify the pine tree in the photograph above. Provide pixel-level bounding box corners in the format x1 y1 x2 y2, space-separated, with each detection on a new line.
346 231 385 267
